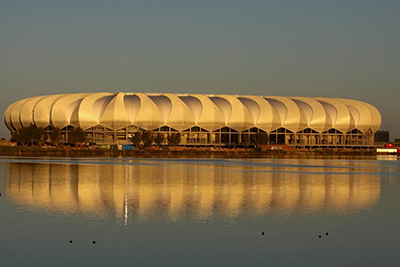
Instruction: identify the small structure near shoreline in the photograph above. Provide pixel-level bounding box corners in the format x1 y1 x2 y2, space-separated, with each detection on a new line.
376 143 400 155
376 148 399 154
0 139 16 147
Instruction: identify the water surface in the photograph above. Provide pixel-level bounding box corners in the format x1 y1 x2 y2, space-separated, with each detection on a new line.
0 157 399 266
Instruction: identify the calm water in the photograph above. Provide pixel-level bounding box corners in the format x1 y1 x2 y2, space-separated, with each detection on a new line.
1 156 400 267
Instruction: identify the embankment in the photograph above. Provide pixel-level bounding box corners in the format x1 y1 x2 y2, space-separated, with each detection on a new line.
0 146 379 159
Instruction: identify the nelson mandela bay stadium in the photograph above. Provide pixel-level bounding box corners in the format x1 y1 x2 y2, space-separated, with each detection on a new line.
3 92 382 148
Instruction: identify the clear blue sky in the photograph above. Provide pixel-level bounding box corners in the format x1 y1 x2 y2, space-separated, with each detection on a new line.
1 0 399 139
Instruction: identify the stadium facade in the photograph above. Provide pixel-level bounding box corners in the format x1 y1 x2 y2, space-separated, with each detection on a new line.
3 92 382 148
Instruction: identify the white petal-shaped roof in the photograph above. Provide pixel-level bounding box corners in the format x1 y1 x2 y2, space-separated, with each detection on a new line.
290 97 327 132
19 96 47 128
10 98 31 130
237 96 279 132
78 92 114 130
212 95 253 131
264 96 306 132
4 100 19 131
361 102 382 133
51 93 89 129
132 93 163 130
315 98 349 133
33 94 63 128
99 92 132 130
160 93 194 131
337 98 380 133
3 93 381 135
180 94 225 131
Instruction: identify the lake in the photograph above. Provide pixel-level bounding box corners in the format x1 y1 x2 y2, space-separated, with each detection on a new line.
0 156 399 266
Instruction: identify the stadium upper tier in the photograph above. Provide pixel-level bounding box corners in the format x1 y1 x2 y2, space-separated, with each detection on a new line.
4 92 381 134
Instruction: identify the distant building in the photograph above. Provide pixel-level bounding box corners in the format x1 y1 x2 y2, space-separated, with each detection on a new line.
4 92 382 148
0 139 16 147
374 131 390 144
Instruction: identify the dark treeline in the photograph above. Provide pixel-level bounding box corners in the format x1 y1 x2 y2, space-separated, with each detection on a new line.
10 124 85 146
241 133 269 149
10 125 268 149
130 131 181 148
11 124 46 146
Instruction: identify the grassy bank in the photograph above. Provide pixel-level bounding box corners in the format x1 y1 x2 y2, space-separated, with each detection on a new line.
0 146 378 159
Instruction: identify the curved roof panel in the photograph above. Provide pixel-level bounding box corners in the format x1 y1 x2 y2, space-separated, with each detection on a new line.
265 96 305 132
51 93 89 129
214 95 253 131
4 100 19 131
33 94 63 128
123 94 141 125
237 96 280 132
78 93 114 130
10 98 31 130
99 92 132 130
361 102 382 133
179 95 203 124
315 98 352 133
19 96 47 128
338 98 377 133
133 93 163 130
290 97 327 132
163 93 194 131
188 94 224 131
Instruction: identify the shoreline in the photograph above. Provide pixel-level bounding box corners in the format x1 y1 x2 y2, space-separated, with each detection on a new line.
0 146 391 159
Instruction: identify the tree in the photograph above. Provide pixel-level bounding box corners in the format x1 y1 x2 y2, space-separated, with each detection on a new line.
154 133 165 147
167 133 181 147
27 124 44 145
50 127 62 146
38 127 47 146
11 128 26 146
141 131 156 148
10 124 45 146
68 127 86 145
251 133 269 148
242 134 251 149
130 131 142 148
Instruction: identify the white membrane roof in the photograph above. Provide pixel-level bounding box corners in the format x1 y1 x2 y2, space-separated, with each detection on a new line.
4 92 382 134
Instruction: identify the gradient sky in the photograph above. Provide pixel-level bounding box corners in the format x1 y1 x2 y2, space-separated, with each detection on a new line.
1 0 399 139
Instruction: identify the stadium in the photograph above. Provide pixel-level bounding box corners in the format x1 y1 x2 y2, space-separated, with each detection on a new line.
3 92 381 148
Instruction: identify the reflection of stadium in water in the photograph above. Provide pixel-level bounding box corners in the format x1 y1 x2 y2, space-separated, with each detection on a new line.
4 161 381 223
